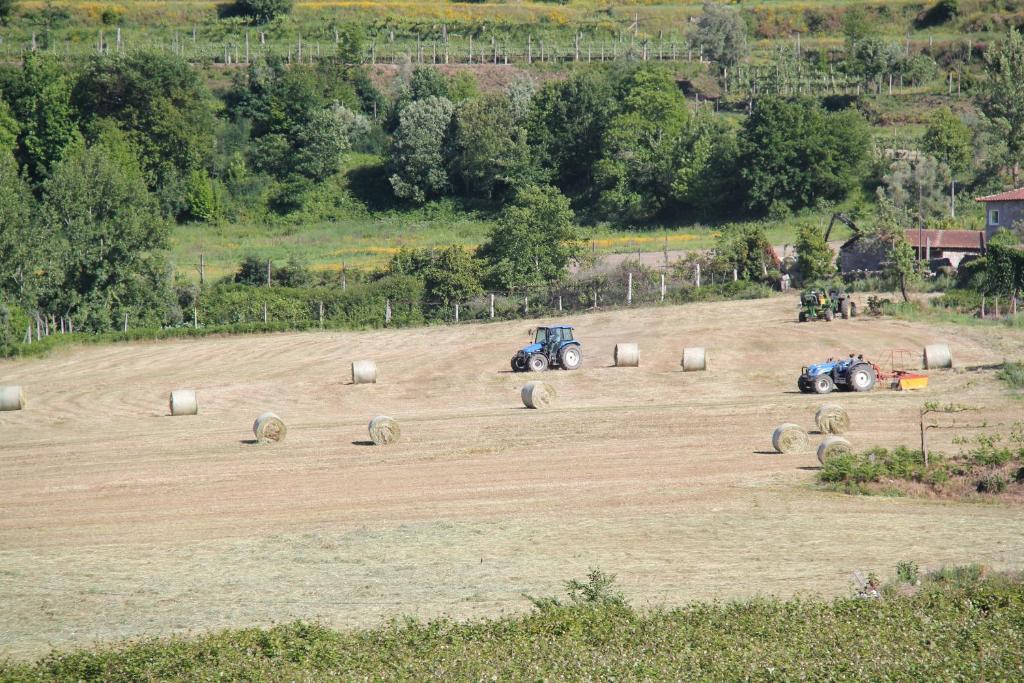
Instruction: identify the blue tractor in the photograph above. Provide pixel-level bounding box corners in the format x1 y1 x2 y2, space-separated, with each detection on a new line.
511 325 583 372
798 353 878 394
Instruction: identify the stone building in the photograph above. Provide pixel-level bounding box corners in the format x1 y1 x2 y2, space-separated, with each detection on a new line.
976 187 1024 238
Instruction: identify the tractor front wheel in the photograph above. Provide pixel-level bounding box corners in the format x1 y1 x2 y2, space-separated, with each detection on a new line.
799 311 808 323
559 345 582 370
528 353 549 372
511 356 527 373
798 377 812 393
813 375 835 394
849 364 876 392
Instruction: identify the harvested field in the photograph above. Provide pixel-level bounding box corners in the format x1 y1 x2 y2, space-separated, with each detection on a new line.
1 295 1023 658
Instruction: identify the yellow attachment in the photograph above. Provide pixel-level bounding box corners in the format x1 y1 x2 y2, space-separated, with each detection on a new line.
897 374 929 391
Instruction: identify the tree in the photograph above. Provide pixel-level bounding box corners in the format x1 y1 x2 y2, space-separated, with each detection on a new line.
450 94 534 200
872 197 919 302
593 66 692 222
183 169 219 222
528 71 617 197
878 155 951 225
388 246 483 309
696 1 748 67
738 97 870 212
234 0 292 24
0 98 18 155
291 103 367 178
795 225 836 283
409 66 449 101
713 224 776 281
39 127 171 330
921 107 972 176
388 96 454 203
10 53 79 183
0 0 15 26
982 28 1024 184
478 185 582 291
0 151 50 304
73 52 215 194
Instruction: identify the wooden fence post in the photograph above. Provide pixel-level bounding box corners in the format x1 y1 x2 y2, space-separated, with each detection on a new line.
660 273 666 302
627 272 633 305
385 299 392 324
490 293 495 319
455 303 460 323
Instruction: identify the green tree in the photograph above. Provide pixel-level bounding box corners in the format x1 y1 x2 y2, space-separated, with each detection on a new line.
292 103 367 179
409 66 449 101
795 225 835 283
714 224 775 281
183 169 219 222
388 96 454 203
234 0 292 24
921 107 972 176
872 197 919 302
73 52 215 195
0 97 19 155
528 70 617 197
696 1 748 68
10 53 79 182
388 246 483 309
479 185 582 291
593 66 692 222
40 127 171 330
739 97 870 212
450 94 534 200
982 28 1024 184
878 155 950 225
0 0 15 25
0 151 50 304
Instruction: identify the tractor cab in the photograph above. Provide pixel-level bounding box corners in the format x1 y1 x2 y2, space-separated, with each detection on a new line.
511 325 583 373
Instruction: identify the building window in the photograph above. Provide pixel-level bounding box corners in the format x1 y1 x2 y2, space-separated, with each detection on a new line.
989 209 1000 226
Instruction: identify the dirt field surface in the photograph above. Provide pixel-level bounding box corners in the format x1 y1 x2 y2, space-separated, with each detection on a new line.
2 295 1023 658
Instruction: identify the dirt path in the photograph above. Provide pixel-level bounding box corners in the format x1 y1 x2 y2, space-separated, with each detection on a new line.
1 295 1022 657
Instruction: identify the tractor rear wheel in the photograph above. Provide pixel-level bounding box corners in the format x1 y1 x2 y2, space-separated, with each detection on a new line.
849 364 876 392
559 345 582 370
528 353 549 372
813 375 835 394
824 308 834 322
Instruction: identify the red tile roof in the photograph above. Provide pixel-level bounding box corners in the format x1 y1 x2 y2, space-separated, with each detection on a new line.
976 187 1024 202
904 229 985 250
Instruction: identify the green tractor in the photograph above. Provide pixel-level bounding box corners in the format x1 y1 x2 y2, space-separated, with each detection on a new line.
799 288 858 322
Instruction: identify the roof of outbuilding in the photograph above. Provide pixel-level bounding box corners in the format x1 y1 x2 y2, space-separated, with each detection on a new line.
975 187 1024 202
904 229 985 250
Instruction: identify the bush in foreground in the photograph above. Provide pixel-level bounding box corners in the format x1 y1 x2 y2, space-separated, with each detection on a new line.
2 567 1023 681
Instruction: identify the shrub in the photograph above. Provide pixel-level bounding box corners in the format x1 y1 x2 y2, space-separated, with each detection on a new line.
996 362 1024 390
234 0 291 23
976 474 1008 494
896 560 920 585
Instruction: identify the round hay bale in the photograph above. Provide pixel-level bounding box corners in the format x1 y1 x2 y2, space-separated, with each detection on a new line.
815 404 850 435
521 381 556 409
369 415 401 445
168 389 198 416
352 360 378 384
772 423 808 454
614 343 640 367
253 412 287 443
681 347 707 372
0 385 26 411
817 436 853 465
923 343 952 369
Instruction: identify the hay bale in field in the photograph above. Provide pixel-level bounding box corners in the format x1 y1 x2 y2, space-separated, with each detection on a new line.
815 404 849 435
923 343 952 369
369 415 400 445
772 423 808 454
351 360 378 384
681 347 707 372
817 436 853 465
168 389 198 416
614 343 640 367
0 385 25 411
521 381 556 409
253 412 287 443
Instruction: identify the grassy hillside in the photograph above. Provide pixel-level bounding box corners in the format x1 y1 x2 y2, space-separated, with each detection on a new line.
2 567 1022 680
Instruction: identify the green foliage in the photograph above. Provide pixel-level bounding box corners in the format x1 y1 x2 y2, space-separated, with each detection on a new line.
234 0 292 24
976 473 1008 493
878 155 951 224
39 127 171 331
982 28 1024 180
450 93 534 201
922 107 972 176
0 97 18 155
183 169 219 223
73 52 215 199
387 246 483 309
388 96 454 203
479 185 581 291
0 151 46 304
9 53 79 182
794 225 835 283
5 570 1024 680
291 103 367 179
0 0 15 25
713 224 776 282
895 560 920 585
739 97 870 213
593 66 693 222
996 362 1024 390
916 0 959 29
696 1 748 68
984 243 1024 296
